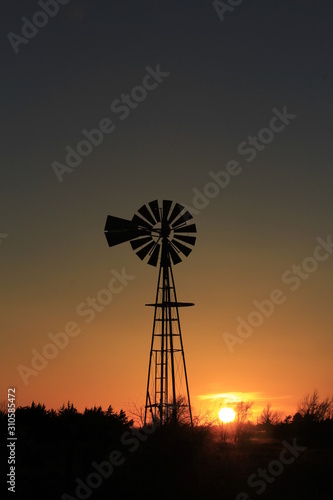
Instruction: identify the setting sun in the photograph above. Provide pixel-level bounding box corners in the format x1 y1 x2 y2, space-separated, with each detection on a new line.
218 407 236 423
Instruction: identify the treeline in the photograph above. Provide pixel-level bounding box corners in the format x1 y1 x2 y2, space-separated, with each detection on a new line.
259 391 333 443
0 393 332 499
259 390 333 426
0 400 133 441
0 402 135 499
214 390 333 445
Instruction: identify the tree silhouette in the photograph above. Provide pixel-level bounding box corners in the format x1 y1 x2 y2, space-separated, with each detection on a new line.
234 401 253 443
258 403 283 427
297 390 333 423
58 401 78 417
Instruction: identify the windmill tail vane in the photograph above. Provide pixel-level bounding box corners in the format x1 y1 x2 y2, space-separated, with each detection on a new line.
104 200 196 425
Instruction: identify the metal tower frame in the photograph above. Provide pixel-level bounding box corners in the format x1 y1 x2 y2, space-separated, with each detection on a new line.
144 239 193 425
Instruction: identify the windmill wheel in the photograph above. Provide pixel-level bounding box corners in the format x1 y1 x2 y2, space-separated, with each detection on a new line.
131 200 196 266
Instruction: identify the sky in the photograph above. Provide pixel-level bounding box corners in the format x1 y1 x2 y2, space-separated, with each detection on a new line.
1 0 332 422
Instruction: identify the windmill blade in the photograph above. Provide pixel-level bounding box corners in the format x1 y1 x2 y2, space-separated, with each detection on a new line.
173 234 196 246
132 214 153 230
172 239 192 257
168 245 182 265
104 216 147 247
136 240 156 260
147 244 160 267
162 200 172 221
173 223 196 234
171 209 193 228
148 200 161 223
138 204 156 226
130 236 153 250
105 215 138 232
167 203 185 225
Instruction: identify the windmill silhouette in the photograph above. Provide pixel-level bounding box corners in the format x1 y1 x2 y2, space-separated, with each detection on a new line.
104 200 196 425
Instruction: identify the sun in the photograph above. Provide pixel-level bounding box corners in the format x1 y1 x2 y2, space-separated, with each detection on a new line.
218 407 236 423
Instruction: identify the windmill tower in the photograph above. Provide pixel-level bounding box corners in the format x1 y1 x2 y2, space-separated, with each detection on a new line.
104 200 196 426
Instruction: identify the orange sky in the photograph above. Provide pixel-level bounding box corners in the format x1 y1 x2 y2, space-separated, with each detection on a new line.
2 227 332 422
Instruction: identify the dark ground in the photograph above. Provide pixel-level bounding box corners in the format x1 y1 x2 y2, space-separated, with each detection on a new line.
1 404 333 499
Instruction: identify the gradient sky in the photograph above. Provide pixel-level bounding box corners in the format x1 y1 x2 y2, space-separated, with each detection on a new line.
1 0 332 421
